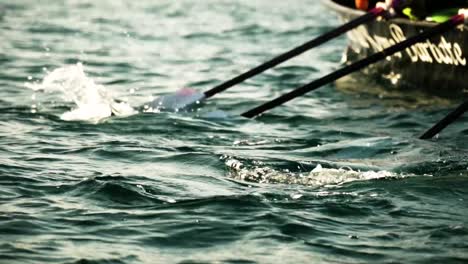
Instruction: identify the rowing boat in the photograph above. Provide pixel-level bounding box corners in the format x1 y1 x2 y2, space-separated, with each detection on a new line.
324 0 468 98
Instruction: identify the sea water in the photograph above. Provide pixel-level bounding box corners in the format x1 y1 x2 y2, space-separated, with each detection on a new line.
1 1 467 263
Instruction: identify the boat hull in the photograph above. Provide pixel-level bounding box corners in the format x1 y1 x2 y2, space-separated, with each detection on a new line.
324 0 468 99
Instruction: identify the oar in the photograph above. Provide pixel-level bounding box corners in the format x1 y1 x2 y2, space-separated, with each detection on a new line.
203 7 386 98
149 7 386 110
420 101 468 139
241 14 465 118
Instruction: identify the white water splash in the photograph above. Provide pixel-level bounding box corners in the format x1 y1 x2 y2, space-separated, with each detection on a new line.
306 164 398 186
225 158 410 187
25 63 135 122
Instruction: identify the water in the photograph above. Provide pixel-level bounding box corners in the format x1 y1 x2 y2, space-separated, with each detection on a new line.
1 1 468 263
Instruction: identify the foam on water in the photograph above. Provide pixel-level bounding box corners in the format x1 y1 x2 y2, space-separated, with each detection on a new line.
225 158 413 187
25 63 135 122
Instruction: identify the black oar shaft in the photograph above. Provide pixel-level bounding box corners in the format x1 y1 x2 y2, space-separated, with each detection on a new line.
420 101 468 139
203 7 385 98
241 14 465 118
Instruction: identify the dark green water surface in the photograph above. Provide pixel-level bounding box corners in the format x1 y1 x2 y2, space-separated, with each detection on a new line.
1 1 468 263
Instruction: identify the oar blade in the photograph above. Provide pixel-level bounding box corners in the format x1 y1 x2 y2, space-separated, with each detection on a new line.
148 88 206 112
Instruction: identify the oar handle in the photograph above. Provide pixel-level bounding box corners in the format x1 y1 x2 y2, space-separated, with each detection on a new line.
203 7 386 99
241 14 465 118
